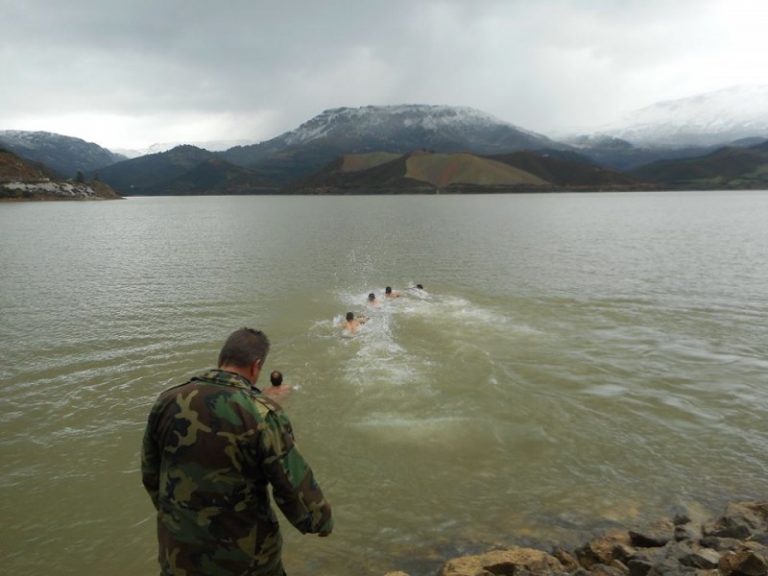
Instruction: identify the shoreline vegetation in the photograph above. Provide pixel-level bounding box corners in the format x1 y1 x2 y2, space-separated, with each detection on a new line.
384 501 768 576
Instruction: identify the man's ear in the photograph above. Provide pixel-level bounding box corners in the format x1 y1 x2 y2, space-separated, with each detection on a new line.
250 359 262 380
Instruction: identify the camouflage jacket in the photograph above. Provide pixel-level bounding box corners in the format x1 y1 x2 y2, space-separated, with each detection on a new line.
141 369 333 576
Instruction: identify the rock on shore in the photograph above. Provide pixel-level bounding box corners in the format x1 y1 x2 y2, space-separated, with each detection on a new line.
385 501 768 576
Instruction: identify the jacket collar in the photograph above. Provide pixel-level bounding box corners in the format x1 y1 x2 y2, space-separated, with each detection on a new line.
194 369 252 390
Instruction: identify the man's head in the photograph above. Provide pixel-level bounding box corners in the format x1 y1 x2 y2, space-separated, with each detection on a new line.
385 286 392 295
368 293 376 301
346 312 354 321
218 328 270 383
416 284 423 290
270 370 283 387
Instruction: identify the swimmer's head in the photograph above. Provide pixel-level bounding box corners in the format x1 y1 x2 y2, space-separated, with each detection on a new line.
346 312 354 321
368 293 376 301
416 284 423 290
270 370 283 387
385 286 392 294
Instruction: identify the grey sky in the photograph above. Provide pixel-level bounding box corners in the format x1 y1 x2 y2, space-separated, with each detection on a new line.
2 0 767 149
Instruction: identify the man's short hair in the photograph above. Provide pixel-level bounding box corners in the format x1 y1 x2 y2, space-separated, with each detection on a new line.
218 328 270 368
346 312 354 321
385 286 392 294
270 370 283 387
368 293 375 300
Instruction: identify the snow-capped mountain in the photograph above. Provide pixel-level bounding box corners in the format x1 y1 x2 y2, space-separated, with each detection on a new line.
598 85 768 148
0 130 124 177
220 104 566 183
277 104 548 148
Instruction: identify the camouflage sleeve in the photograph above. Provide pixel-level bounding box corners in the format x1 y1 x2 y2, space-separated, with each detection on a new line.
140 401 161 509
259 407 333 536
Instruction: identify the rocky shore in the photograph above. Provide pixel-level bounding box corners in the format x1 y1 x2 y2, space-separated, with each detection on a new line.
0 148 122 201
0 179 122 200
385 501 768 576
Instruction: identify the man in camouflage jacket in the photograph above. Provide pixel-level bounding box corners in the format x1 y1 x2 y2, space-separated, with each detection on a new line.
141 328 333 576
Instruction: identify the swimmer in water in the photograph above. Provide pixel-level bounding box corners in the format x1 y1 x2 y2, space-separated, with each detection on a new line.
384 286 401 298
264 370 290 398
367 292 379 307
341 311 367 334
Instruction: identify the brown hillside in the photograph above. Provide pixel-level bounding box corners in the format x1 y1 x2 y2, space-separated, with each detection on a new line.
0 149 54 182
341 152 403 173
405 153 548 188
286 154 430 193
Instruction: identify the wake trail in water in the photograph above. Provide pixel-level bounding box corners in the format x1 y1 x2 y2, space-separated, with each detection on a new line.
325 287 538 397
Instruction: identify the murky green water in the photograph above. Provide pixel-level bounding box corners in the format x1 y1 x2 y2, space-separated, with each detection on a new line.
1 192 767 575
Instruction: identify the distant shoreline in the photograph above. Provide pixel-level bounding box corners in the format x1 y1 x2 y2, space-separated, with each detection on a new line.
115 186 766 197
5 188 765 202
0 194 122 202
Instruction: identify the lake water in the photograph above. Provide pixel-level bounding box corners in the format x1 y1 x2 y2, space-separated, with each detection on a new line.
1 192 767 576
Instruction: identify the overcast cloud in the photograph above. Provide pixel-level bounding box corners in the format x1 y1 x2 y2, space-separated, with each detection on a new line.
2 0 767 149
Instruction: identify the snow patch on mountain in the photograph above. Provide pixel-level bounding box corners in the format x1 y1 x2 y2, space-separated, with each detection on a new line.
280 104 531 146
600 85 768 148
0 130 124 175
0 130 89 152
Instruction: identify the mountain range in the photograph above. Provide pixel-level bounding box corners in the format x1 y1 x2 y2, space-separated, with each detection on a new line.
595 85 768 148
92 145 274 195
632 140 768 189
218 104 567 185
3 86 768 195
0 130 125 178
113 139 257 159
